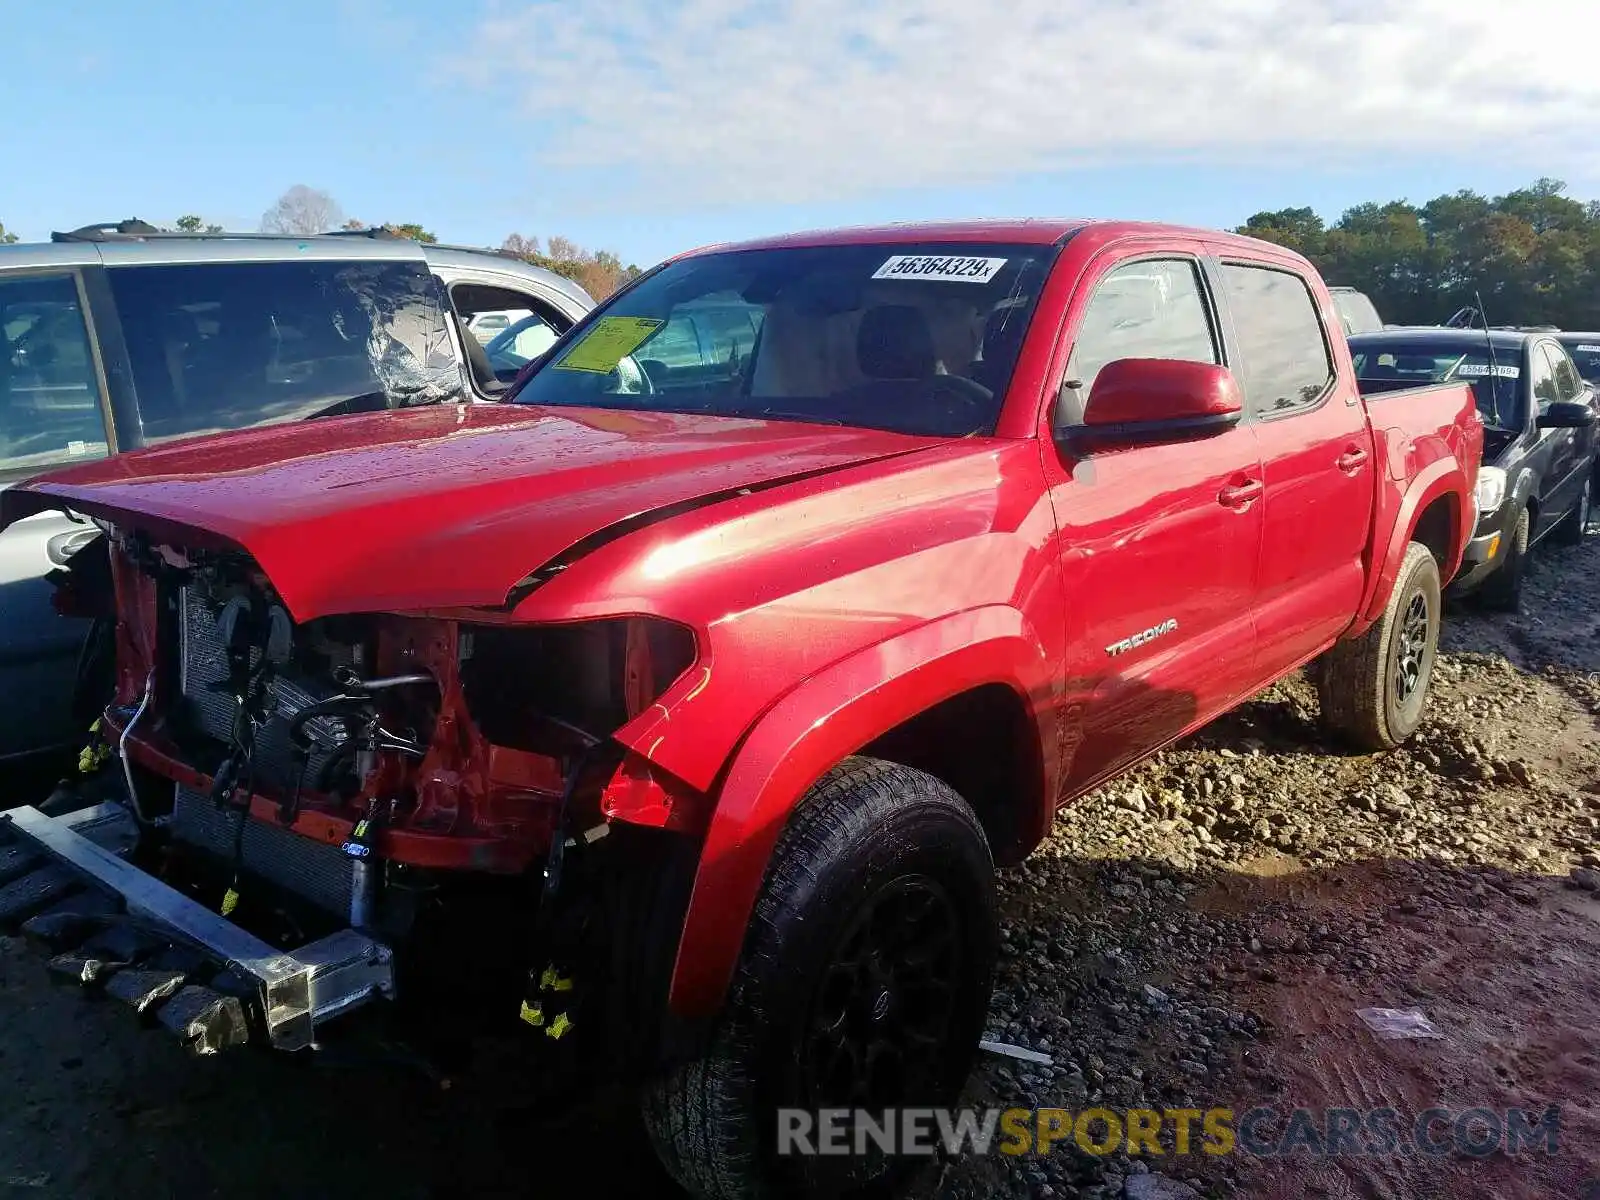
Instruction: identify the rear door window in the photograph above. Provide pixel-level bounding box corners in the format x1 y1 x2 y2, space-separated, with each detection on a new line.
637 302 767 391
697 305 761 364
1220 265 1335 417
636 314 704 370
0 272 110 475
106 259 464 446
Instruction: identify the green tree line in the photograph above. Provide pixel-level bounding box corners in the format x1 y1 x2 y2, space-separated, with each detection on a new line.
29 175 1597 322
1238 178 1600 329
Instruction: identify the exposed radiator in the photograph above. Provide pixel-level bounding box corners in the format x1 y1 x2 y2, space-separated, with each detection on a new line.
170 785 355 919
177 586 347 792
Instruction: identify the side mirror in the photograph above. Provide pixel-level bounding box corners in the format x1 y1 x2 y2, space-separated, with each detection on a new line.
1537 399 1598 429
1059 358 1244 451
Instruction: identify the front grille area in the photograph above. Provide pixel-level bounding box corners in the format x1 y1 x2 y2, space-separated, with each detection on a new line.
176 586 348 793
171 785 355 918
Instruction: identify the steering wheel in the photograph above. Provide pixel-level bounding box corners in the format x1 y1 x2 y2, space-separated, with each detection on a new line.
924 374 995 435
609 355 656 396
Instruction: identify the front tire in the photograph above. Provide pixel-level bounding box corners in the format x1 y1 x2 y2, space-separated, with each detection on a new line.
1316 541 1442 751
642 758 997 1200
1479 505 1530 611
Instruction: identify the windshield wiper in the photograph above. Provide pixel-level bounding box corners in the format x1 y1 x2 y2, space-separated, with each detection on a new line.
301 388 465 421
300 391 391 421
754 409 844 426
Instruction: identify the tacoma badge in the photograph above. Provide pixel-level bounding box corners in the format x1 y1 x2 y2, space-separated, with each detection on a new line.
1105 618 1178 657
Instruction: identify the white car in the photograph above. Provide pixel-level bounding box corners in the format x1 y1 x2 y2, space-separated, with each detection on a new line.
466 308 533 343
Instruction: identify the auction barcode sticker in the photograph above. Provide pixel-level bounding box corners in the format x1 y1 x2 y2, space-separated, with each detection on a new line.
872 255 1008 283
1455 363 1520 378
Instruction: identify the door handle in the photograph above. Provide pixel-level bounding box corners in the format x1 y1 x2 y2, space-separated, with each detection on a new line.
1218 478 1264 508
1336 446 1369 472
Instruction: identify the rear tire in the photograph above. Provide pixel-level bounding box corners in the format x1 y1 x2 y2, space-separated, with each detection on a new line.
1316 541 1441 751
1554 474 1592 546
1479 505 1530 611
641 757 997 1200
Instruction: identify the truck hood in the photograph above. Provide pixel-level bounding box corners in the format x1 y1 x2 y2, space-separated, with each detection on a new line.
2 403 948 620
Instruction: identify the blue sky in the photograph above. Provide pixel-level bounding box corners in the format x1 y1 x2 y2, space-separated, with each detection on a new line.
3 0 1594 268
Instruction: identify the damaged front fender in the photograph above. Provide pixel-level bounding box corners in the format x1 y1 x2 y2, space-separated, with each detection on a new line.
665 606 1058 1019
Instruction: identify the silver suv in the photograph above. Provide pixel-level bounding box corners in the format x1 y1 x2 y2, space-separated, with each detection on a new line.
0 222 593 773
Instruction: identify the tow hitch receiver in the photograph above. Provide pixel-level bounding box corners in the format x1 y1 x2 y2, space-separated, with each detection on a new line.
0 803 394 1055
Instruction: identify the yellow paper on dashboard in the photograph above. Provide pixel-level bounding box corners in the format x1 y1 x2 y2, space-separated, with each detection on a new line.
553 316 664 374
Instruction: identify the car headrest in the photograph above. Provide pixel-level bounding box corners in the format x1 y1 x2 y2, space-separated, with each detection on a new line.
857 305 937 380
158 308 203 345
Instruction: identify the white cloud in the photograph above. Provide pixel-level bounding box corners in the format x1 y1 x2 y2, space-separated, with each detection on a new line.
460 0 1600 206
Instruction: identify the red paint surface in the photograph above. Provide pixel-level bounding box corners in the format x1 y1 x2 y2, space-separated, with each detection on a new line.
1 220 1483 1019
3 404 948 621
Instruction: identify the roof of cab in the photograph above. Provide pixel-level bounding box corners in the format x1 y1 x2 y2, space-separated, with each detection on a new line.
672 218 1300 260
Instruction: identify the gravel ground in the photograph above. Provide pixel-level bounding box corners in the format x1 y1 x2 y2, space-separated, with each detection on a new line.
3 530 1599 1199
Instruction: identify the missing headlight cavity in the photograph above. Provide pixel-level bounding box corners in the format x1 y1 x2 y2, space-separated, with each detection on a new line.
460 618 696 752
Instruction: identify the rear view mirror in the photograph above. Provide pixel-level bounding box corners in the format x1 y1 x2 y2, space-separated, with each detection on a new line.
1059 358 1244 451
1537 399 1598 429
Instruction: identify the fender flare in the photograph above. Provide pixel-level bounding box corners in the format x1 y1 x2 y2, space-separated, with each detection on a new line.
1506 466 1539 518
666 605 1054 1018
1355 457 1469 634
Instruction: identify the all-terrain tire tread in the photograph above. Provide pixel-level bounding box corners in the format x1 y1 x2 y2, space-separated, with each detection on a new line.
641 756 991 1200
1479 506 1530 611
1317 542 1438 751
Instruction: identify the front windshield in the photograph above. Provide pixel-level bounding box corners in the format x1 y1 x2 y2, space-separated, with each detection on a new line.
1558 337 1600 384
107 258 466 446
1349 340 1524 428
510 242 1060 437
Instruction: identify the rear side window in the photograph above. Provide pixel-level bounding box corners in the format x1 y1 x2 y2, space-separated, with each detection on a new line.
636 314 703 369
635 304 765 380
0 272 109 475
1221 265 1334 417
697 305 762 363
107 259 465 446
1059 258 1219 427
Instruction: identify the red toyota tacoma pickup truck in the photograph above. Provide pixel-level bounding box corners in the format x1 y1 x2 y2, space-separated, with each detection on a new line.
0 220 1480 1198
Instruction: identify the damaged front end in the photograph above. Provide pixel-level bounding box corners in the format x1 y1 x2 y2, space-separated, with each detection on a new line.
1 528 706 1067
